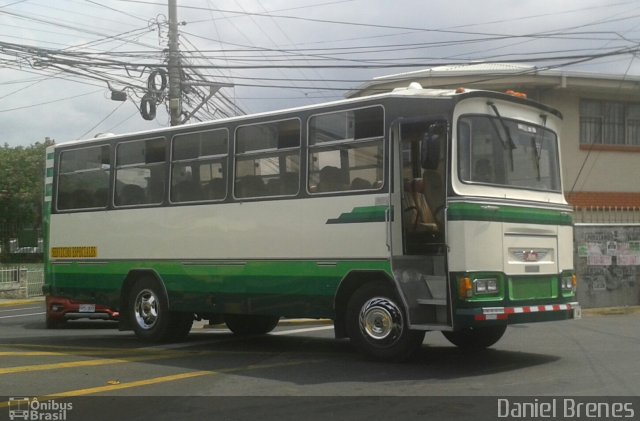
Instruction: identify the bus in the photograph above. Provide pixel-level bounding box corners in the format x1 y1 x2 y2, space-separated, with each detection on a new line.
42 84 580 361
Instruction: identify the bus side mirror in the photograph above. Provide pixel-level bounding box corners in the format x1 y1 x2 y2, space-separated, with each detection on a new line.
421 133 440 170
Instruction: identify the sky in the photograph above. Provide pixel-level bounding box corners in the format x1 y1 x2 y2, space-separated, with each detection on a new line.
1 0 639 147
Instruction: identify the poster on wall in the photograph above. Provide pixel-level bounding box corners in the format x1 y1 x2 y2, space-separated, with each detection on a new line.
575 226 640 307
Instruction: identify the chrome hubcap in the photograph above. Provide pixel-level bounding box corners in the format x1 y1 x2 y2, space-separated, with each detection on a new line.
359 297 403 343
134 289 158 330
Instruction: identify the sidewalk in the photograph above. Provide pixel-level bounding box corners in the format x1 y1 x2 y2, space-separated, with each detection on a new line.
0 296 44 307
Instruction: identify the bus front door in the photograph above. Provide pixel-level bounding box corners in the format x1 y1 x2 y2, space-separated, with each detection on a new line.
389 120 451 329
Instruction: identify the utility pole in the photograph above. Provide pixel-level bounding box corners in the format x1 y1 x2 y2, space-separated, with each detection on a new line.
167 0 182 126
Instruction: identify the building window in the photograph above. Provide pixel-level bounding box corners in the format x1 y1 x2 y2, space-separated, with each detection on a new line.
580 99 640 146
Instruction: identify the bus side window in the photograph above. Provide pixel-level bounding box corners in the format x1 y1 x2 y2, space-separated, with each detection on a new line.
351 177 371 190
119 184 145 206
317 166 347 192
56 145 111 211
308 106 384 195
171 129 229 203
206 178 226 200
236 175 267 198
234 119 301 199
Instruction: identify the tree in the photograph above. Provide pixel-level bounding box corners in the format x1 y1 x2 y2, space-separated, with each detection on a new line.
0 139 54 257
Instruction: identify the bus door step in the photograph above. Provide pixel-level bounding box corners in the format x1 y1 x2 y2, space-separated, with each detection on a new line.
414 298 449 325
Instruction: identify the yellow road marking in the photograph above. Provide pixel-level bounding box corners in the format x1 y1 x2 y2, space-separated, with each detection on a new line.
0 350 158 357
0 351 191 375
42 370 213 398
0 344 149 354
0 360 319 408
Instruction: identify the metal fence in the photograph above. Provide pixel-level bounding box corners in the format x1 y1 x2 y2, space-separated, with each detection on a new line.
0 266 44 299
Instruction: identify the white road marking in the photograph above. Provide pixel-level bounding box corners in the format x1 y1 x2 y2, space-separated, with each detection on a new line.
142 325 334 351
270 326 334 335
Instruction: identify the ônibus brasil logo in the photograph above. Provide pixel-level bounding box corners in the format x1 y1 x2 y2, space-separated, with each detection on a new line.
8 397 73 421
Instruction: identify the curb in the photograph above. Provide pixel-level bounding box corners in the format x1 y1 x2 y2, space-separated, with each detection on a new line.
582 306 640 316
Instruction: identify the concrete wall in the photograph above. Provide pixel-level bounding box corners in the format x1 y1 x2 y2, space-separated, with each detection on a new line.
538 89 640 194
575 224 640 308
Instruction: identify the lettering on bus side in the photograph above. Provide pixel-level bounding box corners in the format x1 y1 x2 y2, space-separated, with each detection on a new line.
51 246 98 258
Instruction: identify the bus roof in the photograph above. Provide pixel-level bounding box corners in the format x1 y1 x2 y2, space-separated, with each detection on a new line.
55 85 561 148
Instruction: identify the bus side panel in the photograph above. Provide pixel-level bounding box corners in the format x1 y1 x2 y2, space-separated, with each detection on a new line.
47 195 392 317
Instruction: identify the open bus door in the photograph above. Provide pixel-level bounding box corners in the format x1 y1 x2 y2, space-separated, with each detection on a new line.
389 119 452 330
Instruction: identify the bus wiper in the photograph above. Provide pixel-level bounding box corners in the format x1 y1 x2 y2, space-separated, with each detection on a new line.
531 137 542 181
531 114 548 182
487 102 515 171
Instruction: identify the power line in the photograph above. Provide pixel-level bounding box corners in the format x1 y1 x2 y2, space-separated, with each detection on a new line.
0 89 103 113
78 101 126 138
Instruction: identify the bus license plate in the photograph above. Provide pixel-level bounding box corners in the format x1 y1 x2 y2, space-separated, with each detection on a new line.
79 304 96 313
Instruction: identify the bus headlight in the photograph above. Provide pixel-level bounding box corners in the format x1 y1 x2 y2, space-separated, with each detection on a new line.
562 274 576 292
473 278 498 295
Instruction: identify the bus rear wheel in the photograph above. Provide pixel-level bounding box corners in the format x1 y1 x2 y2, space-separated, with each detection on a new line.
128 277 193 342
442 325 506 350
346 282 424 361
224 314 280 335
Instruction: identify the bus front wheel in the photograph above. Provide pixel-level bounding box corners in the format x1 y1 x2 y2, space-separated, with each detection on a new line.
346 282 424 361
442 325 506 350
128 277 193 342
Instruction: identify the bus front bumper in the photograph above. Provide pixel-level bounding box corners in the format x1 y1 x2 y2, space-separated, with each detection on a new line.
456 302 581 324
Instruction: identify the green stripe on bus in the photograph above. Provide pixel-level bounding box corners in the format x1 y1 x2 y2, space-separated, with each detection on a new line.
45 184 53 196
326 205 387 224
46 168 53 177
47 258 392 297
447 202 572 226
47 152 54 160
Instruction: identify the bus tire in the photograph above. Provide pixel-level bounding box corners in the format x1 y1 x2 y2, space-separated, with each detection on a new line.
442 325 506 350
346 282 424 361
128 277 193 342
224 314 280 335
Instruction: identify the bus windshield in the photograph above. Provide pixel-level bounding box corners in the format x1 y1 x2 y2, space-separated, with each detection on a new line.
457 115 561 192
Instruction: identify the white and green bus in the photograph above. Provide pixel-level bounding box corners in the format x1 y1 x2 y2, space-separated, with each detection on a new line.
43 85 580 361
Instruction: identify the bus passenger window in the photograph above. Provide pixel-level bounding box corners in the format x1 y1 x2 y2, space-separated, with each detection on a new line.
171 129 228 203
234 119 301 199
118 184 145 206
206 178 226 200
236 175 267 198
308 106 384 194
115 137 167 207
351 177 371 190
56 145 111 211
317 166 347 192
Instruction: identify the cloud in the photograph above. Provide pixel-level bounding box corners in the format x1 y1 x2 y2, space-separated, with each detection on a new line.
0 0 638 146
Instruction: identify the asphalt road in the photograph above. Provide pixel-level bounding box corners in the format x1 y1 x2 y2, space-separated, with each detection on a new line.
1 300 639 421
